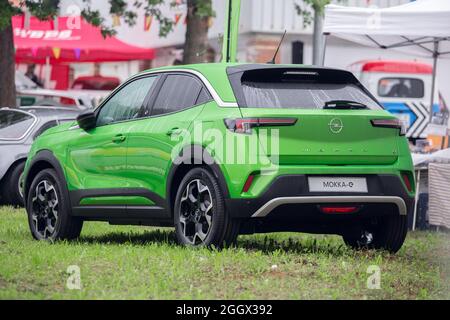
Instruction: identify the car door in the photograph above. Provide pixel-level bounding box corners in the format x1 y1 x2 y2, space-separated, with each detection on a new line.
125 73 213 215
66 75 158 212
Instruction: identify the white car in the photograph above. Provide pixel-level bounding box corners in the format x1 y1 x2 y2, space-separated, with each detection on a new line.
17 88 94 110
15 71 95 110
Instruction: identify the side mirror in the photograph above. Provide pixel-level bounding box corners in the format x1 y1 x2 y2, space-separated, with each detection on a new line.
77 110 96 131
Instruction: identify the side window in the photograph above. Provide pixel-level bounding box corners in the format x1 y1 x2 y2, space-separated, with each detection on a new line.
97 76 157 126
152 74 203 116
196 88 212 105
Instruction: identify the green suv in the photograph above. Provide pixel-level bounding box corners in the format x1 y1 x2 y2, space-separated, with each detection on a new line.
23 63 415 252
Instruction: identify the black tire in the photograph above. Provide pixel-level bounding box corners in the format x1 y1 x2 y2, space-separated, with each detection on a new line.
343 214 408 253
26 169 83 241
2 161 26 207
174 167 240 248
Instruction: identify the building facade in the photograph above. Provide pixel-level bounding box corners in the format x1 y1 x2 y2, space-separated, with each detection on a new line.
59 0 449 103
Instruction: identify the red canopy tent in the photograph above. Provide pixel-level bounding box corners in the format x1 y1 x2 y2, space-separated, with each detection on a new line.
13 15 155 64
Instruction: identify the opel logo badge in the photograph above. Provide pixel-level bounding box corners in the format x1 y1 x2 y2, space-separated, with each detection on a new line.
329 118 343 134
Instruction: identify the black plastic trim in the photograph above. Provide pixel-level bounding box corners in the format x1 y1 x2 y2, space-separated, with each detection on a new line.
23 150 73 216
69 188 169 219
225 174 415 219
167 145 230 198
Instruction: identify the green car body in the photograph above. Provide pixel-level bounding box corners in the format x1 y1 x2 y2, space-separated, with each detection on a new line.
23 62 415 252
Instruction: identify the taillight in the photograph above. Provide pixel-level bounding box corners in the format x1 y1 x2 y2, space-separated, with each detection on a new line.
60 97 77 105
401 171 414 193
224 118 297 134
319 206 359 214
371 118 406 136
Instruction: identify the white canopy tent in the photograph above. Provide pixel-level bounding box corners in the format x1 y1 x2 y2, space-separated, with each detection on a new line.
323 0 450 117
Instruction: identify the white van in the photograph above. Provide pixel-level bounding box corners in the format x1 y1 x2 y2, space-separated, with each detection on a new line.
349 60 446 140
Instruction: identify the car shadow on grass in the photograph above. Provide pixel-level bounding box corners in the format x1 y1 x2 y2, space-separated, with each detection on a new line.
77 229 350 256
78 229 178 246
238 236 349 256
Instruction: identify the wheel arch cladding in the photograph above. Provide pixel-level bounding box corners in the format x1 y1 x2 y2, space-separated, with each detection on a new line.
166 145 230 216
24 150 67 202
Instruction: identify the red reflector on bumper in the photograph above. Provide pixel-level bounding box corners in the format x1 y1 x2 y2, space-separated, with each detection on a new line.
401 172 413 193
320 206 359 214
242 174 255 193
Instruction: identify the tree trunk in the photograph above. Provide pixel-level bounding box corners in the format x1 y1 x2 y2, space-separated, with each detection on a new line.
183 0 212 64
0 20 16 108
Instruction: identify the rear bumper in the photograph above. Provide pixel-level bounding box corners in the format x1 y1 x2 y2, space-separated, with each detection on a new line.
225 174 415 219
251 196 407 217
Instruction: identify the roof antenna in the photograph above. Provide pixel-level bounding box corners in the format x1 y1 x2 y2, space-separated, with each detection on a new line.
267 30 287 64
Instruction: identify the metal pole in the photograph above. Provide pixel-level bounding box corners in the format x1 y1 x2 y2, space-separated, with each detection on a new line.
412 169 421 231
429 40 439 119
321 33 329 66
312 9 324 65
45 56 51 89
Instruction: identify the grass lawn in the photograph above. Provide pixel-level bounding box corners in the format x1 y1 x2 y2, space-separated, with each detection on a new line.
0 206 449 300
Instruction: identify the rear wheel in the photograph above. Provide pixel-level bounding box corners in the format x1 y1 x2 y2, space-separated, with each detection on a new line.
174 167 239 248
26 169 83 241
343 214 408 253
2 161 26 207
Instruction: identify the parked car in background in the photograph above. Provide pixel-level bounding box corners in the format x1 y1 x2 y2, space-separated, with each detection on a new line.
0 107 80 206
72 75 120 91
71 75 120 107
349 60 447 140
17 88 94 110
14 71 95 110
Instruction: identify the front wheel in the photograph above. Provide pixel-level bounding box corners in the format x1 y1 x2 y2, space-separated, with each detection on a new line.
174 167 239 248
343 214 408 253
26 169 83 241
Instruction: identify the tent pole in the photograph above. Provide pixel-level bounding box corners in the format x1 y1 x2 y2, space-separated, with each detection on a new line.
429 39 439 119
45 56 51 89
321 33 329 66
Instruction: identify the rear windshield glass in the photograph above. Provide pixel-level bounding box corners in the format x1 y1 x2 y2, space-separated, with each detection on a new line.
242 82 381 109
0 110 35 140
229 68 382 110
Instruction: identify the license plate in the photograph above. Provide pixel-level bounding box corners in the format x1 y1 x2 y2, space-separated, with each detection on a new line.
308 177 368 193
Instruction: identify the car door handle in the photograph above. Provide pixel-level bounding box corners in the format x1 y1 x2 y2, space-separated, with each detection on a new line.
112 134 126 143
166 127 181 136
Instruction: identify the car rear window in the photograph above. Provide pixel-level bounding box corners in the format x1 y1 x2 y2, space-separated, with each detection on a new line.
228 67 382 110
378 77 424 98
0 110 36 140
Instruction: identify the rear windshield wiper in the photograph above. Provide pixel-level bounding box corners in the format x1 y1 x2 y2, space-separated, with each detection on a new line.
323 100 368 110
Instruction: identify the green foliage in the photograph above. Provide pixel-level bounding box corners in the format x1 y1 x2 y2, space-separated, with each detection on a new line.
25 0 59 20
0 0 215 37
183 0 214 18
0 0 22 29
81 7 116 37
295 0 344 27
0 0 61 30
82 0 214 38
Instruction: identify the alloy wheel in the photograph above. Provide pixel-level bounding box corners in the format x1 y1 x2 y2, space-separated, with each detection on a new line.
31 180 59 238
179 179 213 245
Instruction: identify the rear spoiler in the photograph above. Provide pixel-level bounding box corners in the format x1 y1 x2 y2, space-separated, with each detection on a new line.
226 65 383 109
